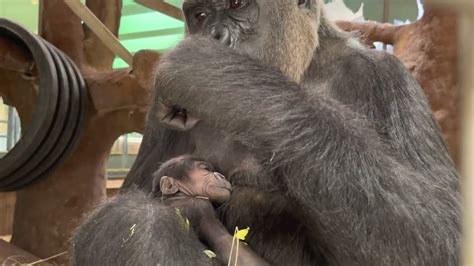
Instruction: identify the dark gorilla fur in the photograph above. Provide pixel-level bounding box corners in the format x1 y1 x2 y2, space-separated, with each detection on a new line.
71 190 218 265
73 0 461 265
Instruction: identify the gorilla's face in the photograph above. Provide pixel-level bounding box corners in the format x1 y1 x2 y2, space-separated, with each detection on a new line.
182 0 321 82
183 0 260 49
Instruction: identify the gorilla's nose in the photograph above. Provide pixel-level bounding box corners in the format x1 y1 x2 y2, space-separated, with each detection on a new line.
211 26 231 46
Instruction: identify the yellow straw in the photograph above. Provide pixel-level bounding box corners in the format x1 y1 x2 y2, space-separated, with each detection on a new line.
228 227 238 266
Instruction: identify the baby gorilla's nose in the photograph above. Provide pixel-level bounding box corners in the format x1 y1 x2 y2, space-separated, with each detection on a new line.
213 172 226 180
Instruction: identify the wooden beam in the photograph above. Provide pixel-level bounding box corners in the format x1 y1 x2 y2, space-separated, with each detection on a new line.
64 0 133 66
134 0 184 21
460 8 474 266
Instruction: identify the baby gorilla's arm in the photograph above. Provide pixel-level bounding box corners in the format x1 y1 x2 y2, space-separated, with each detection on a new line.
167 197 268 266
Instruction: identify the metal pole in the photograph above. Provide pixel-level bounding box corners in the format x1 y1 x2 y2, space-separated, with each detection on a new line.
382 0 390 51
38 0 44 35
383 0 390 23
122 134 128 171
6 106 14 150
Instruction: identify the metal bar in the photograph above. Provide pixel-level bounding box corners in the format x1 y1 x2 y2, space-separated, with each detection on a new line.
6 106 13 150
382 0 390 50
383 0 390 23
122 134 128 170
38 0 44 35
13 108 20 145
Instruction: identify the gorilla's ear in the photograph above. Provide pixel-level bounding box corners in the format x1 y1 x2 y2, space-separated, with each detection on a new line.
160 176 179 195
297 0 310 9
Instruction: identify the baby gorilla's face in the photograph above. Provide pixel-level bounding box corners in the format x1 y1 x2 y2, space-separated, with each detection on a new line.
187 165 232 204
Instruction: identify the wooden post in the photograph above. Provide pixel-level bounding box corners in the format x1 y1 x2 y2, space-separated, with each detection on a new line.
428 0 474 264
459 6 474 265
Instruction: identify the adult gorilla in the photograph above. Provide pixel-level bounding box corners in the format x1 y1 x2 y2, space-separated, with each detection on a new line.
75 0 461 265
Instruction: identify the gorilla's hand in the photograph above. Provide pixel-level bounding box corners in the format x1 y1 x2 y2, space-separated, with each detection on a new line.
155 99 201 131
154 35 298 140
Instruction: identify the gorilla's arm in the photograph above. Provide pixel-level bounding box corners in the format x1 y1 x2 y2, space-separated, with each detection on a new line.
154 37 458 263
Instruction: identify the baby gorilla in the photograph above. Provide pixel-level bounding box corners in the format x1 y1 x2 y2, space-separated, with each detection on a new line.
151 156 232 205
150 155 268 266
71 155 268 266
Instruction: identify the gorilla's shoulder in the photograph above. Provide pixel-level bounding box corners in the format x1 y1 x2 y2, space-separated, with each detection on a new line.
339 45 408 79
324 41 419 107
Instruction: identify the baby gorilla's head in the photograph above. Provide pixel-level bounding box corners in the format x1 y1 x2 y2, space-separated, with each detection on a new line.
151 155 232 204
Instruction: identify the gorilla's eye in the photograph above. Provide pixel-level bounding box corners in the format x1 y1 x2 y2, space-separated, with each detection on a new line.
230 0 244 9
194 11 207 22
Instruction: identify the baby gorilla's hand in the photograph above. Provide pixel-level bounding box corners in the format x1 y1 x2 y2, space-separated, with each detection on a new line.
170 197 219 239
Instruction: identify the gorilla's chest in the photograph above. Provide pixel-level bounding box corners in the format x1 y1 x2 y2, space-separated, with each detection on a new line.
217 187 325 266
187 124 324 265
189 123 263 181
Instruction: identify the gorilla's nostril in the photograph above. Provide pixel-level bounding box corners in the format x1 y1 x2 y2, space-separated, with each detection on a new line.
211 26 231 46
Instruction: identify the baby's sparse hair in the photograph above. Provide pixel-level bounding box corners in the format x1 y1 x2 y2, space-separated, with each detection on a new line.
151 155 214 197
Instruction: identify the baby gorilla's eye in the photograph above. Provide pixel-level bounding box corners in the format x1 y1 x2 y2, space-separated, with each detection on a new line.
198 162 216 173
229 0 244 9
198 163 210 171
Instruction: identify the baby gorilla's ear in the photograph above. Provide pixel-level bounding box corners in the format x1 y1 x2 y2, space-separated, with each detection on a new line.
160 176 180 195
